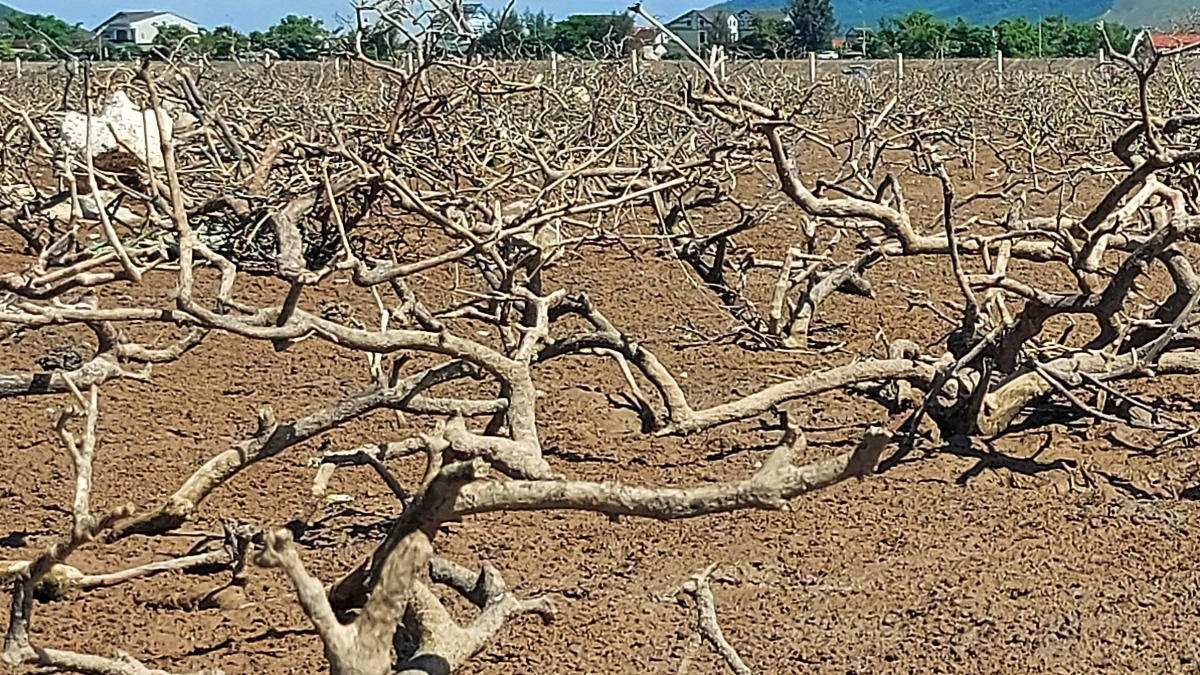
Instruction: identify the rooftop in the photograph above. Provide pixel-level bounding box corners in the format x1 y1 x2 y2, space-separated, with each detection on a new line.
738 9 790 21
95 10 197 30
1149 33 1200 49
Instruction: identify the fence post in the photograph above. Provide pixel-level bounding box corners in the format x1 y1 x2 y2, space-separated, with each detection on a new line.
1097 48 1105 64
14 57 20 80
631 47 639 76
719 45 726 80
996 49 1004 75
896 52 903 81
551 51 558 87
808 50 816 81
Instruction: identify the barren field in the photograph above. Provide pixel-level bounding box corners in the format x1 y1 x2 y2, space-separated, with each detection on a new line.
4 39 1200 675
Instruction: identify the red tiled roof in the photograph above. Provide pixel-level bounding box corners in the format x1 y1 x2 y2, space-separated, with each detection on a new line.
1150 33 1200 50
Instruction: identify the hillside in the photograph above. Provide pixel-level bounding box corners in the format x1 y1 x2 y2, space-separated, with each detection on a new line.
0 2 26 31
1102 0 1200 28
707 0 1186 30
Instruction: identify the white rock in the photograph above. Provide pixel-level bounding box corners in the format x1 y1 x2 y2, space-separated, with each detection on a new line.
59 90 175 170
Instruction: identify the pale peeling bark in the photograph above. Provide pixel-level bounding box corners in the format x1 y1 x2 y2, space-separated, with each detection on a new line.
454 425 891 519
319 424 882 674
681 565 753 675
440 415 559 480
18 648 222 675
663 361 931 436
0 549 230 600
263 459 536 675
978 349 1200 437
0 355 142 399
397 571 554 675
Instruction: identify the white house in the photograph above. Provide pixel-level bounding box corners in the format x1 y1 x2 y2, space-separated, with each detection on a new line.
664 10 739 52
94 11 199 47
663 8 794 52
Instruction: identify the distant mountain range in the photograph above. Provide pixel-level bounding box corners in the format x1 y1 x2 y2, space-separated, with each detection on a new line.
705 0 1197 30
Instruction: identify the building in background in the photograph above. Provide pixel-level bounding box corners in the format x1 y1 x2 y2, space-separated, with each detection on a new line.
663 10 739 52
664 8 796 53
1149 33 1200 51
93 11 198 47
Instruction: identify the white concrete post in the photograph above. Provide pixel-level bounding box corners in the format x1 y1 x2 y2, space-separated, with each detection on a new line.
808 50 816 81
896 52 904 80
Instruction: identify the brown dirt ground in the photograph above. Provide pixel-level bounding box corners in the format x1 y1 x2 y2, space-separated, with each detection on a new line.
5 119 1200 675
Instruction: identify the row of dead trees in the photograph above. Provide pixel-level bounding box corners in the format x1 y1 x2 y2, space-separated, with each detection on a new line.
0 5 1199 674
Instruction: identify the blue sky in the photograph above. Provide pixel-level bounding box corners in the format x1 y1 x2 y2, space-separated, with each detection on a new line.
16 0 690 31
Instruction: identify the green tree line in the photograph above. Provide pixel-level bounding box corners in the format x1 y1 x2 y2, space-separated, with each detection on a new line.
0 10 636 61
730 1 1133 59
0 7 1137 63
860 11 1132 58
149 15 333 60
0 12 87 59
474 12 634 59
0 12 333 61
